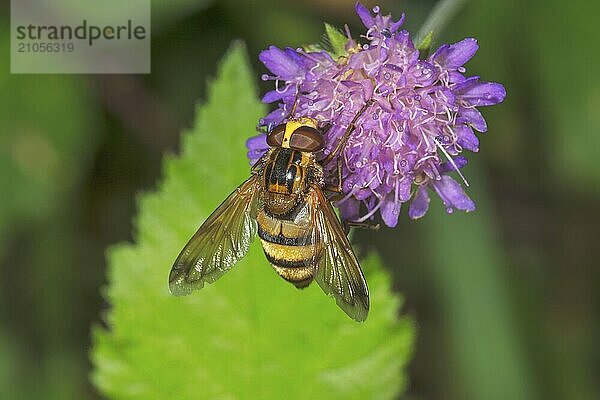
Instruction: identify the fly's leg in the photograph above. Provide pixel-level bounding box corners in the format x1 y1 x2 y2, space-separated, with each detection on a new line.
251 149 271 174
321 98 374 166
323 156 343 193
321 158 381 233
346 221 380 231
342 221 381 235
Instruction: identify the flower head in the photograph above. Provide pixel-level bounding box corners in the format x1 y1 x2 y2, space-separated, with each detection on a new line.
247 2 506 227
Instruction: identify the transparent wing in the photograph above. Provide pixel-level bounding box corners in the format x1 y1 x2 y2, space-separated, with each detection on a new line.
307 185 370 321
169 175 263 296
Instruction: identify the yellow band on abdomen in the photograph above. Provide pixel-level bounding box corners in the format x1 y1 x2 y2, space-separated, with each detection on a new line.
260 239 321 266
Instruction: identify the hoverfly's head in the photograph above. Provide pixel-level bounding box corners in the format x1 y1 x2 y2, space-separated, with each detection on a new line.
266 117 325 153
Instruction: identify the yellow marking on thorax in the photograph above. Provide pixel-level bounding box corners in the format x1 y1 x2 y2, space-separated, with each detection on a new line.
282 118 319 149
300 152 313 167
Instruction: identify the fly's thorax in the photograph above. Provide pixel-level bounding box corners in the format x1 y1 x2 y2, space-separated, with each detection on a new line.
263 148 315 196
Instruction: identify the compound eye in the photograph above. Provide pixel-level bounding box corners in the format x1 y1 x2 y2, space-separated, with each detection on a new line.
266 124 286 147
290 126 324 152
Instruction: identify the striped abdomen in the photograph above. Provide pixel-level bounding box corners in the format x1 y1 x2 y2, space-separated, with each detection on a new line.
256 206 323 288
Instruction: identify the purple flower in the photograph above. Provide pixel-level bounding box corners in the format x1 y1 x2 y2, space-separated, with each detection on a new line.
247 2 506 227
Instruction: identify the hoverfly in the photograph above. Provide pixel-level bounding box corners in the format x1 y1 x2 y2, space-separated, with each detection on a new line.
169 100 373 321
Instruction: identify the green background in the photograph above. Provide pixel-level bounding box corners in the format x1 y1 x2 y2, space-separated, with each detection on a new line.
1 0 598 399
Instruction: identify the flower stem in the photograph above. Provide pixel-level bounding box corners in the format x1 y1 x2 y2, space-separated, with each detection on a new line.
416 0 468 45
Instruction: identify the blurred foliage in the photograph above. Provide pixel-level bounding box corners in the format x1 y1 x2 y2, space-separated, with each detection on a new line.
0 20 96 247
534 0 600 196
1 1 598 400
151 0 214 31
0 17 100 399
419 169 537 400
92 43 414 400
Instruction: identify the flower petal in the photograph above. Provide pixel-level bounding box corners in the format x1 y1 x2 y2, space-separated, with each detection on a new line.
261 90 282 103
432 38 478 69
381 195 401 227
390 13 405 33
454 77 506 106
409 186 430 219
245 134 269 164
431 175 475 213
454 124 479 152
284 47 305 68
439 156 468 173
337 198 360 221
448 71 467 84
260 107 286 127
409 61 437 87
246 134 267 149
459 106 487 132
261 83 297 103
259 46 304 80
398 178 412 201
355 2 374 28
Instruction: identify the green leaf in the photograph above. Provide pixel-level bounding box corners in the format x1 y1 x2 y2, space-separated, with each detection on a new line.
91 42 414 400
416 31 434 55
302 43 324 53
324 23 349 59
